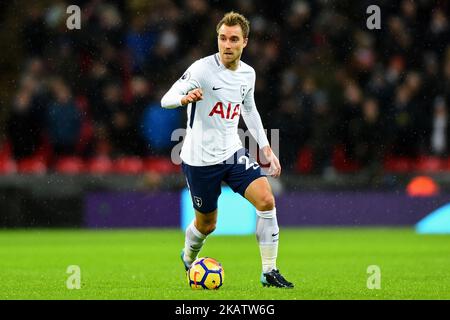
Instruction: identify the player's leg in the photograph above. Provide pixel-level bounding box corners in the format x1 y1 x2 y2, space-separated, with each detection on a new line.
194 209 218 235
245 177 293 288
244 176 275 211
181 162 223 270
224 149 293 288
244 177 279 272
182 209 217 269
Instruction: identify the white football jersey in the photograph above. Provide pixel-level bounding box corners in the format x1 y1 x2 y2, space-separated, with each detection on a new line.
162 53 268 166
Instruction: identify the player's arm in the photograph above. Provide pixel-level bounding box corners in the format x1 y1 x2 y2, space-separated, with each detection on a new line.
161 62 204 109
180 88 203 105
241 76 281 177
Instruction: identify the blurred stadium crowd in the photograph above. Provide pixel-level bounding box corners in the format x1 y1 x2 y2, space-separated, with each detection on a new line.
0 0 449 176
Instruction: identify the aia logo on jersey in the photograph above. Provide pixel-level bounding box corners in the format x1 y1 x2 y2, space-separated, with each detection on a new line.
209 102 240 120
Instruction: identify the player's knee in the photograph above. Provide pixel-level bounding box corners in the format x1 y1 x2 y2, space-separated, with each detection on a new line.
200 223 216 235
195 209 217 235
196 219 216 235
255 193 275 211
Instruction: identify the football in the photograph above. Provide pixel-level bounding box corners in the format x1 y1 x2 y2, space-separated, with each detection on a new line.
187 257 224 290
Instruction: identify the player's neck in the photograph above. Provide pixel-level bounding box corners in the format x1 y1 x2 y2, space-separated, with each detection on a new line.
220 56 240 71
225 60 240 71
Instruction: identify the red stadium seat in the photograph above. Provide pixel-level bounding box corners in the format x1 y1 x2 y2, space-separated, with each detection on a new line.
113 157 144 174
414 156 445 173
0 142 16 174
0 158 16 174
144 156 180 174
383 156 414 173
86 156 113 174
0 141 12 159
296 147 313 174
17 157 47 175
445 158 450 171
55 156 85 174
15 135 52 175
332 145 361 173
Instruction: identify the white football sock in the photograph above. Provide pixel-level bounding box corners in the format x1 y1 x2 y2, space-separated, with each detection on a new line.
183 220 207 265
256 208 279 273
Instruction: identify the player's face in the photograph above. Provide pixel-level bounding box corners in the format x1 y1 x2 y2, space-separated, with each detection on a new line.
217 24 248 69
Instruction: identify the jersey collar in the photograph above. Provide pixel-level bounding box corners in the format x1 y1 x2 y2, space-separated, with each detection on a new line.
215 53 241 71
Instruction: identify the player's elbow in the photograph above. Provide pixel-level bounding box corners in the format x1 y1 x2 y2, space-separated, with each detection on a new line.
161 93 184 109
160 94 171 109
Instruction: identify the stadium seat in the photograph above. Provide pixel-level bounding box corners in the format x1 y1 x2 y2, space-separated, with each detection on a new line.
17 157 47 174
383 156 415 173
0 142 16 174
0 157 16 174
55 156 85 174
144 156 180 174
296 147 313 174
332 145 361 173
15 135 52 175
445 158 450 171
0 141 12 158
86 156 113 174
113 156 144 174
414 156 445 173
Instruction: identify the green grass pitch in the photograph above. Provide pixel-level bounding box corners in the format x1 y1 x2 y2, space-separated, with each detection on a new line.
0 228 449 299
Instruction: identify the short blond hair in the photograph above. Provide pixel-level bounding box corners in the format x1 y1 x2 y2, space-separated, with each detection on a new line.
216 11 250 38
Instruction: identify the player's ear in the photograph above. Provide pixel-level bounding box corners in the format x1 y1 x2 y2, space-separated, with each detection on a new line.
243 37 248 48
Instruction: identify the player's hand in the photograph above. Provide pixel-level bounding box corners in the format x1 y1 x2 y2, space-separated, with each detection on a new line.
182 88 203 105
263 146 281 178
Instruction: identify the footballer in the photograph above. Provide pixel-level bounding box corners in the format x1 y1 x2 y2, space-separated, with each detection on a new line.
161 11 293 288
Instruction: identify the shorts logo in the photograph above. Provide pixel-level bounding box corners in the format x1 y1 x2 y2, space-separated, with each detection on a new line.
193 196 203 208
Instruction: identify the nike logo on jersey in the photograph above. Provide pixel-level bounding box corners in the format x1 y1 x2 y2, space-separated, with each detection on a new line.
272 232 279 237
212 86 222 90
